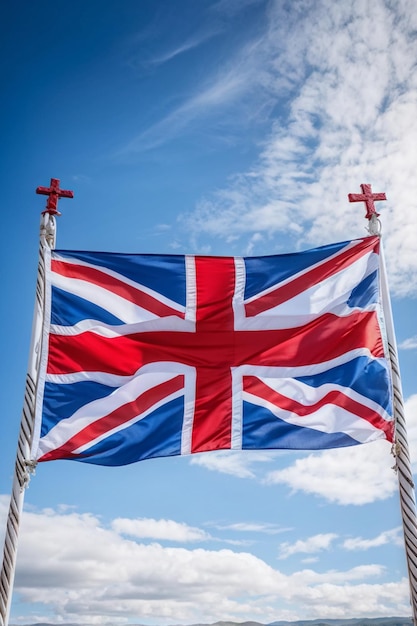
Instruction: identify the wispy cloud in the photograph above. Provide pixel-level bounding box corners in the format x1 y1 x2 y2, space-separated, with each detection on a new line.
117 66 252 153
279 533 338 559
190 449 277 478
211 0 267 18
399 335 417 350
343 527 403 551
117 17 276 156
179 0 417 296
145 27 223 67
212 521 292 534
112 517 211 542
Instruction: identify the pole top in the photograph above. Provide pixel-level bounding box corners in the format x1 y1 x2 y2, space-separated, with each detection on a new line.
36 177 74 216
348 183 386 236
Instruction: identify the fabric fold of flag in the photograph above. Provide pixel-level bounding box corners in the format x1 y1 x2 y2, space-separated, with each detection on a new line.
31 236 394 466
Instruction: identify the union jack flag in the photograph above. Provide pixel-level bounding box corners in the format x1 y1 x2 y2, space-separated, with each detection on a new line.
31 236 394 466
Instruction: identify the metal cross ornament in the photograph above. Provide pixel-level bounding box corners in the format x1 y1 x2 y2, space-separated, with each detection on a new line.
36 178 74 216
348 183 386 219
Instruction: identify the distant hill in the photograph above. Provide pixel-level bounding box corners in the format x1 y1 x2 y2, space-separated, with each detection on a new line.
268 619 413 626
177 619 413 626
12 618 413 626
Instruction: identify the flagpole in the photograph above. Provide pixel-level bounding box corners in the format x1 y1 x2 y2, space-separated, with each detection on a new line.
380 246 417 626
349 185 417 626
0 180 73 626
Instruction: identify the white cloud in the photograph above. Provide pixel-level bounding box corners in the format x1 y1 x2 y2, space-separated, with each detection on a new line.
213 521 291 534
279 533 338 559
155 223 171 232
290 564 385 585
190 449 276 478
1 503 409 624
244 232 264 255
343 527 404 551
111 517 210 542
399 336 417 350
263 441 397 506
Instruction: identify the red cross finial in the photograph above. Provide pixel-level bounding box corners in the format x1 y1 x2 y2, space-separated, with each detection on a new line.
348 183 386 219
36 178 74 216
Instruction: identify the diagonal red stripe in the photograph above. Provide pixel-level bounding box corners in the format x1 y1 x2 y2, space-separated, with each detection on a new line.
245 237 379 317
39 374 184 461
243 376 394 441
52 259 184 319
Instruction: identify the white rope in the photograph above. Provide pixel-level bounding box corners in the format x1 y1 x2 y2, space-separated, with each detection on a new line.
40 212 56 248
366 213 382 236
390 346 417 625
380 243 417 626
0 214 52 626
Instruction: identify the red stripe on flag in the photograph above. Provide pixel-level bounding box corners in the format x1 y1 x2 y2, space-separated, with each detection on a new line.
190 257 236 453
39 374 185 461
52 259 185 319
245 237 379 317
47 311 385 376
243 376 394 442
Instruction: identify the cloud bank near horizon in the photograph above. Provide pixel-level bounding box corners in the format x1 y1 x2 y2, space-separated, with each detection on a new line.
0 494 409 625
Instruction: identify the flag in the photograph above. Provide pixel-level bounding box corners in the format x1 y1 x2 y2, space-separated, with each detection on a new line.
31 235 394 466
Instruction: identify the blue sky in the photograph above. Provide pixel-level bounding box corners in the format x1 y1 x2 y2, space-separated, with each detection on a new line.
1 0 417 623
